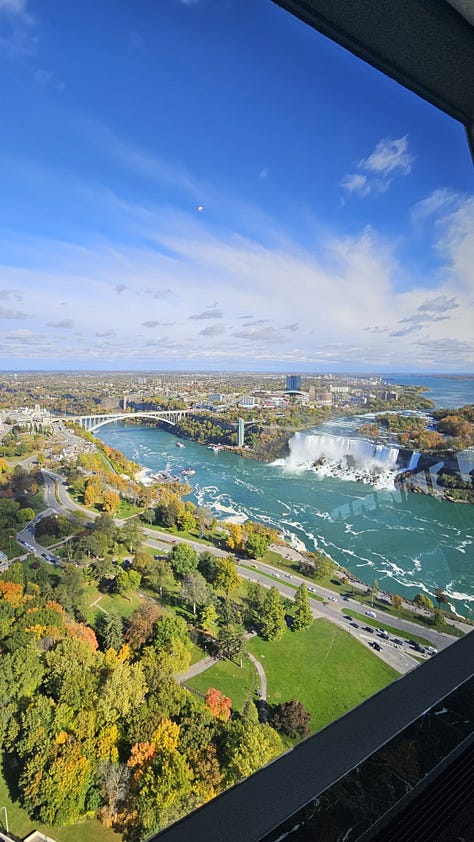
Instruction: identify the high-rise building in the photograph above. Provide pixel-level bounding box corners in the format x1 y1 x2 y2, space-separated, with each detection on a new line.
285 374 301 392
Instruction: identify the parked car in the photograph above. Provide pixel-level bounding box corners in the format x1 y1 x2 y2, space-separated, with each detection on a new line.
365 610 376 618
393 638 404 645
373 642 382 652
328 595 338 602
350 622 359 629
363 626 374 633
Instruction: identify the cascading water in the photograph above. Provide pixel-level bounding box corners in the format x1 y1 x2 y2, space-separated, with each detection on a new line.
406 451 421 472
283 432 400 487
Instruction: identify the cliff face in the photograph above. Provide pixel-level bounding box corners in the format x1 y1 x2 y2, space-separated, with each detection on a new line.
396 449 474 504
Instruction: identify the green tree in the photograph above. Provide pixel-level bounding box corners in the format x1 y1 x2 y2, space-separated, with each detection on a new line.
181 571 210 616
245 532 269 559
217 622 246 662
97 609 124 651
261 587 286 641
115 568 141 596
168 543 199 579
221 720 283 786
293 584 312 631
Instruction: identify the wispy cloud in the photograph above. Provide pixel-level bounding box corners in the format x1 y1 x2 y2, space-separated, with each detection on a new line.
46 318 74 329
190 307 223 320
200 323 225 337
341 136 414 198
0 305 29 319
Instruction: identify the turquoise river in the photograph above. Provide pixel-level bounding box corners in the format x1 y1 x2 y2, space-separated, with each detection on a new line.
97 375 474 617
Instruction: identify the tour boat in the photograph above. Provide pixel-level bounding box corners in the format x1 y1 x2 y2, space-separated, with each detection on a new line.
181 468 196 476
176 441 185 448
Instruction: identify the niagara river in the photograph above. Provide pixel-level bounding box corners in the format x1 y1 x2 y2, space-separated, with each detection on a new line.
97 375 474 617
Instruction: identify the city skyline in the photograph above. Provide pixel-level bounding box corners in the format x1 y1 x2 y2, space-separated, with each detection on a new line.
0 0 473 372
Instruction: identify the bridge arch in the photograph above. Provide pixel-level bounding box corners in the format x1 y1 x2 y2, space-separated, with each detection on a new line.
57 410 190 432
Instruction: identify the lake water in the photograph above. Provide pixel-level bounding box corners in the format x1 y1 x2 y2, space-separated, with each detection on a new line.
97 375 474 617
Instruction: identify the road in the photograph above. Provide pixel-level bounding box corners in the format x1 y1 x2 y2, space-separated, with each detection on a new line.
14 466 469 676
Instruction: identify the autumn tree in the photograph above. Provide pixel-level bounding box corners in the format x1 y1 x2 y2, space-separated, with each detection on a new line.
413 593 434 610
213 556 240 594
125 603 160 650
391 593 403 613
271 699 311 739
205 687 232 721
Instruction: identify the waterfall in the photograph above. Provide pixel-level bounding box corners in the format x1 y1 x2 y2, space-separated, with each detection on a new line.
284 432 400 487
406 451 421 472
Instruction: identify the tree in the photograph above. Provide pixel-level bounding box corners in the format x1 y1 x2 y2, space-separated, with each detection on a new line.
213 556 239 594
245 532 269 559
222 721 282 786
391 593 403 613
433 588 449 608
146 559 175 597
181 571 209 616
97 609 124 651
204 687 232 721
245 581 266 630
115 568 141 596
217 622 246 662
414 593 434 610
125 602 160 650
293 584 312 631
102 490 120 513
168 543 198 579
271 699 311 739
198 603 218 633
261 587 286 641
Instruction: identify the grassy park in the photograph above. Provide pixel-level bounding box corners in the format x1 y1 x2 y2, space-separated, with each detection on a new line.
188 619 399 733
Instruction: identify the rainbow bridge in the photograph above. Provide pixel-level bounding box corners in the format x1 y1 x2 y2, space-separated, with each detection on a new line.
55 410 191 432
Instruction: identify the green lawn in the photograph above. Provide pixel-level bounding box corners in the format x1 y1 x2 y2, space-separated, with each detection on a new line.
95 590 142 618
0 761 121 842
247 619 399 732
186 655 258 711
341 609 432 647
116 499 143 518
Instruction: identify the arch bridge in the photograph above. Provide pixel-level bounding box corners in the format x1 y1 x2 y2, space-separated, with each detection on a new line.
55 410 190 432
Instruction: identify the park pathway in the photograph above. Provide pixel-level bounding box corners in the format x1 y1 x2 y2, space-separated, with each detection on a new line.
176 655 217 683
247 652 267 701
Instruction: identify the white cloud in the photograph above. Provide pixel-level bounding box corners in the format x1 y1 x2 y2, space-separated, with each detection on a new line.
200 323 225 337
360 136 414 177
341 136 414 199
0 161 473 370
190 307 223 320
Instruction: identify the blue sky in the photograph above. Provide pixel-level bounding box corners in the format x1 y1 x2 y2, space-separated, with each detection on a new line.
0 0 473 372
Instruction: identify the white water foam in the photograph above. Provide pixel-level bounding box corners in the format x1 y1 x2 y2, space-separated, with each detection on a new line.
283 432 400 488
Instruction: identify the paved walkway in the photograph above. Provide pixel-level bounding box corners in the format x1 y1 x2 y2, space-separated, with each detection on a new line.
176 655 217 683
248 653 267 701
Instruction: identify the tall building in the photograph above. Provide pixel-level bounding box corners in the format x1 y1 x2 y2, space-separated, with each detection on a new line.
285 374 301 392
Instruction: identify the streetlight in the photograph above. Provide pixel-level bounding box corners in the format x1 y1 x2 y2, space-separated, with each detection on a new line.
0 806 9 833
